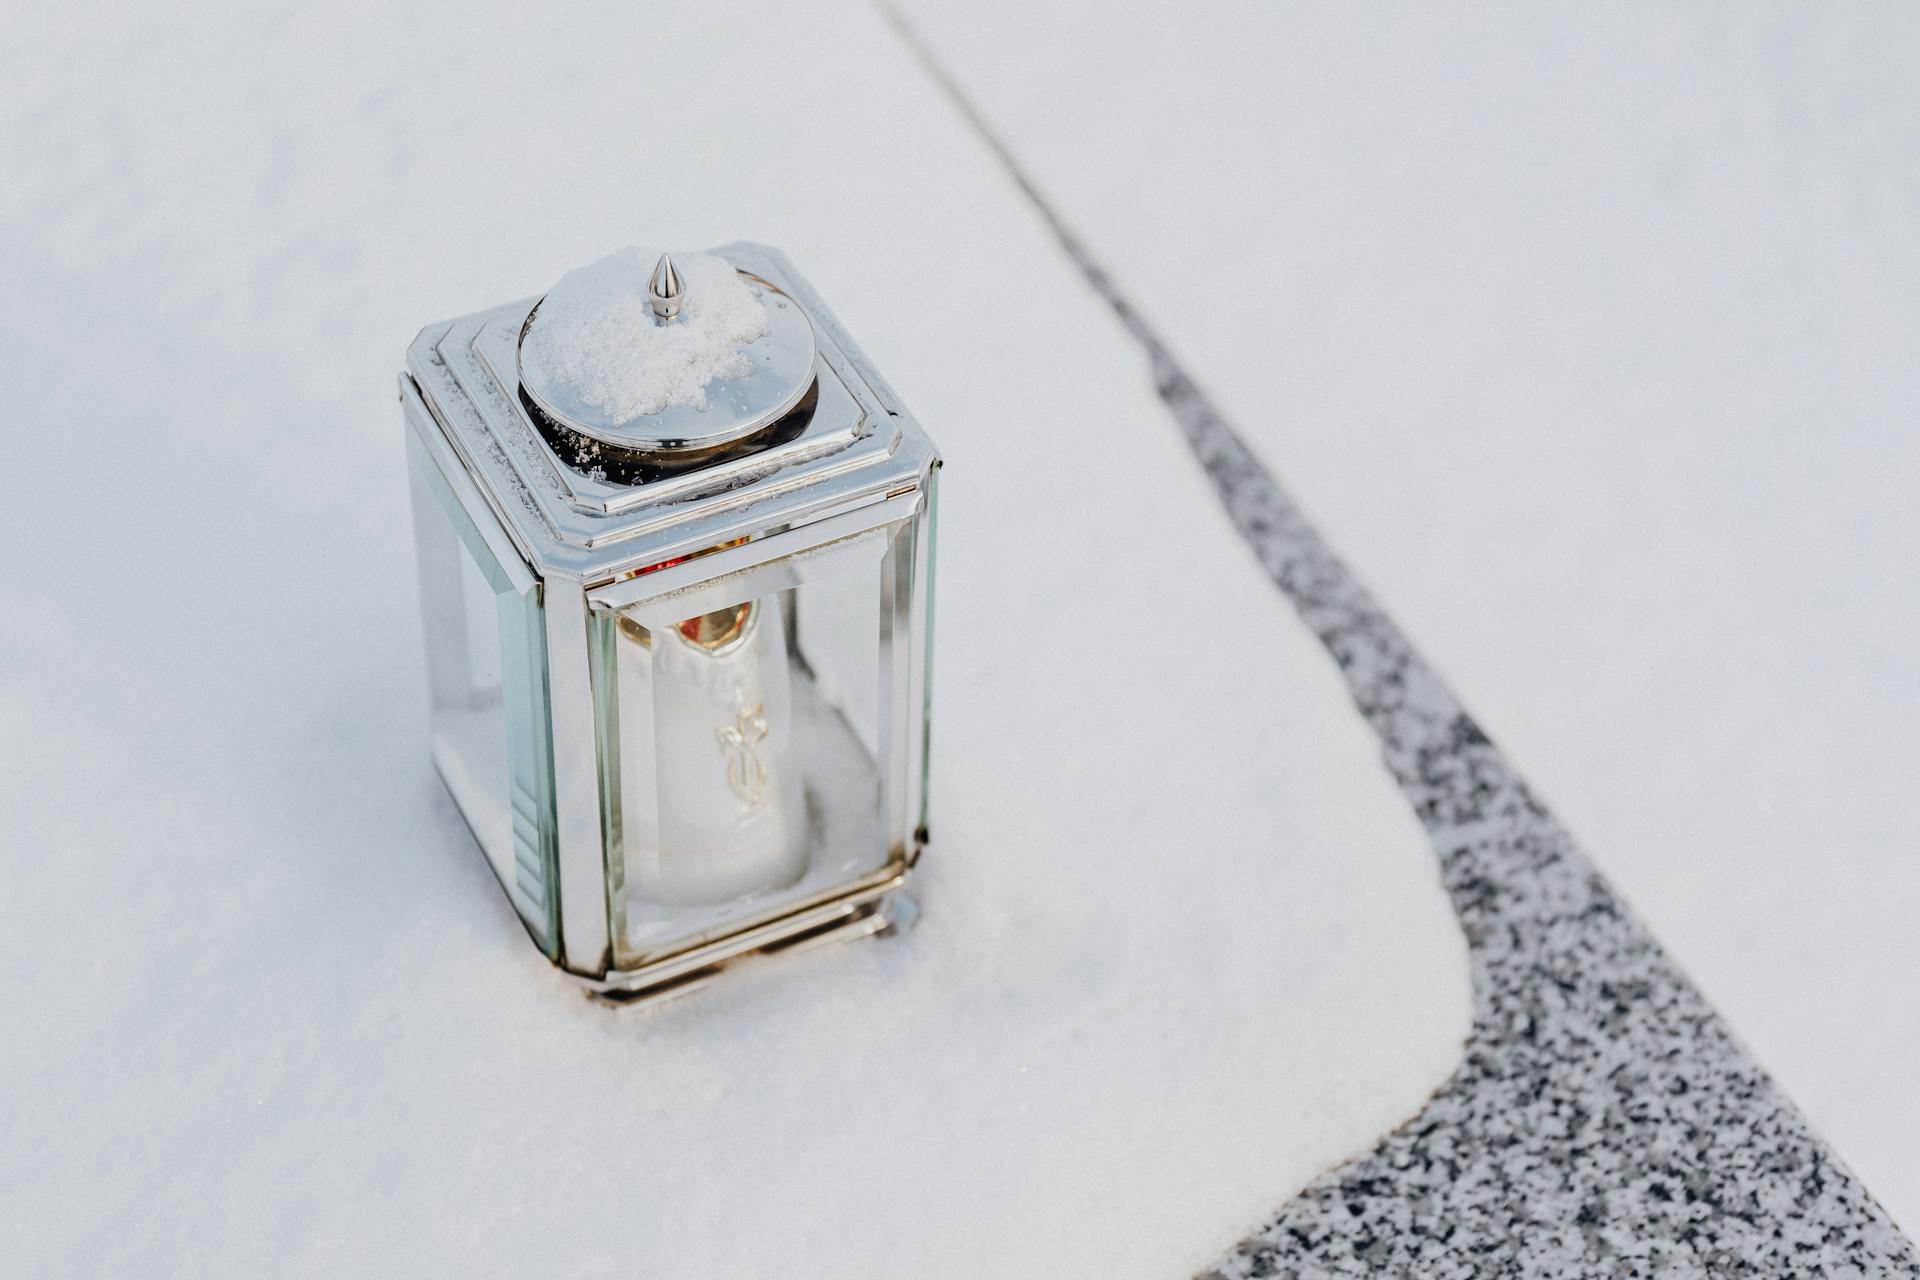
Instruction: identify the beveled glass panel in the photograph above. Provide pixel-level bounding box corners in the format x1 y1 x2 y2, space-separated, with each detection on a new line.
592 524 916 968
406 430 560 954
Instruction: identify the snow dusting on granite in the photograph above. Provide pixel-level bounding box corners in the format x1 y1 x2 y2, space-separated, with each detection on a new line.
522 247 768 419
1182 387 1920 1277
895 0 1920 1232
888 14 1920 1268
1012 157 1920 1274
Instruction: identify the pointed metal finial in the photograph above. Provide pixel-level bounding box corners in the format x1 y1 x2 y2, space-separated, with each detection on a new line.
647 252 684 322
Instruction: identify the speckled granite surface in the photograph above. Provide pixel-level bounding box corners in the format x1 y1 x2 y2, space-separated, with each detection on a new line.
1162 364 1920 1279
888 20 1920 1274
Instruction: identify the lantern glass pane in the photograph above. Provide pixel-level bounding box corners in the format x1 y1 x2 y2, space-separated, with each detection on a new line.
406 432 560 953
592 522 919 969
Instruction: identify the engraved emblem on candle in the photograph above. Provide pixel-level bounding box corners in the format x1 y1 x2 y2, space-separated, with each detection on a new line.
718 703 770 806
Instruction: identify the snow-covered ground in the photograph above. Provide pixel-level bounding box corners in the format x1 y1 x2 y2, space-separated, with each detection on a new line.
0 3 1471 1275
898 0 1920 1231
7 0 1914 1267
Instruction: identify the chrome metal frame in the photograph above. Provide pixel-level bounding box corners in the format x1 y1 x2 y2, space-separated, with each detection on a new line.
401 243 939 1002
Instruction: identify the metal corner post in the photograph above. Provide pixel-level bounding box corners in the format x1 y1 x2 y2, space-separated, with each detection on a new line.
543 574 612 975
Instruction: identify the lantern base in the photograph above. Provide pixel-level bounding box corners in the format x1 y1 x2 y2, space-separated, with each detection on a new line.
585 885 918 1008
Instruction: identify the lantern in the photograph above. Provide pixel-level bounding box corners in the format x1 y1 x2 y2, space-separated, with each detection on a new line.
401 243 939 1001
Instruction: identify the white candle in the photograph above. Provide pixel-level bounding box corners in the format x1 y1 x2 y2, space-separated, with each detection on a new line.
622 595 808 906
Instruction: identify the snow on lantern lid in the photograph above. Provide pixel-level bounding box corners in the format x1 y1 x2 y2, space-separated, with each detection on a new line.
516 247 818 457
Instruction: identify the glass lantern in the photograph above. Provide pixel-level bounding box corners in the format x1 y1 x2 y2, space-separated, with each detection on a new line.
400 243 939 1001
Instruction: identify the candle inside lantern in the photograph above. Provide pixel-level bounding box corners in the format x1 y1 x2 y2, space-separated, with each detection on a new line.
615 595 808 906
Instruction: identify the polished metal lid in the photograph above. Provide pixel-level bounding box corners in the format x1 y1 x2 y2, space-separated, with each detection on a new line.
517 252 817 458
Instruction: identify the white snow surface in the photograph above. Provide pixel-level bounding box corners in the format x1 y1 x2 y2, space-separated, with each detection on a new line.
0 3 1470 1277
523 247 769 419
898 0 1920 1232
